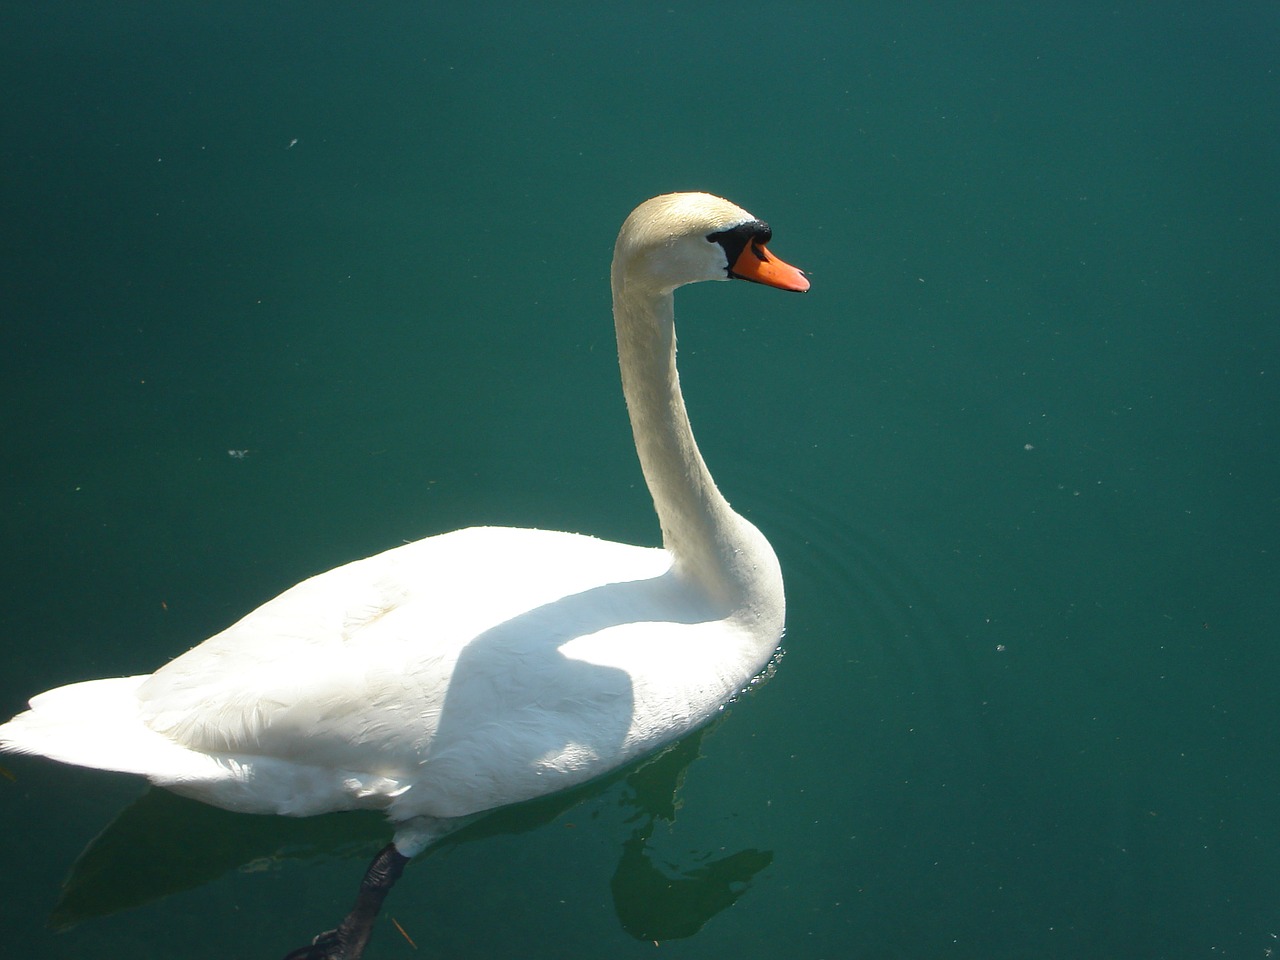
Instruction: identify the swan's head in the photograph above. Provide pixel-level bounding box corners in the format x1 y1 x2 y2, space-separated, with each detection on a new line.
612 192 809 296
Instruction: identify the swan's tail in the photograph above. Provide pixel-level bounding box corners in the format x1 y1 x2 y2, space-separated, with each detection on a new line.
0 676 225 782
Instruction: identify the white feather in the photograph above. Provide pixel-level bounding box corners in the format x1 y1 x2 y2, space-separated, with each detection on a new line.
0 192 805 855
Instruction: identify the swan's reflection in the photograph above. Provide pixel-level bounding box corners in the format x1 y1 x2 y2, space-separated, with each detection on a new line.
51 725 772 943
609 729 773 941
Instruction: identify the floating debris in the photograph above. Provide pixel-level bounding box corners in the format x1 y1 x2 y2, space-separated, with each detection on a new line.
391 917 417 949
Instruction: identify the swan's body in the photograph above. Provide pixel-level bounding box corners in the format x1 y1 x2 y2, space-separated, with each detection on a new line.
11 527 765 827
0 192 808 958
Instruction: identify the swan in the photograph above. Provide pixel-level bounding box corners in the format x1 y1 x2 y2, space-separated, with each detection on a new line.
0 191 809 958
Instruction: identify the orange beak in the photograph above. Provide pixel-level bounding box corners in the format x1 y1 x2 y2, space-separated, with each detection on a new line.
730 241 810 293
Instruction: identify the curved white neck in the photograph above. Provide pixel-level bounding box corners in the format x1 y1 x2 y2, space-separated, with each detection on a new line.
611 281 762 608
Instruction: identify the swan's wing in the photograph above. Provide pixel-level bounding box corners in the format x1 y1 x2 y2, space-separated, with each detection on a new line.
136 526 672 767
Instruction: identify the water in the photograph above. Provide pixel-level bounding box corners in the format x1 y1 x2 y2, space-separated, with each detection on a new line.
2 3 1277 957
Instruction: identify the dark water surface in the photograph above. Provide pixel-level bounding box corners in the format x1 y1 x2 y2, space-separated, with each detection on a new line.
2 4 1277 958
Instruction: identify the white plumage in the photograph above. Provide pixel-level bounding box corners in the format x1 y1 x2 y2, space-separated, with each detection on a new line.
0 192 809 870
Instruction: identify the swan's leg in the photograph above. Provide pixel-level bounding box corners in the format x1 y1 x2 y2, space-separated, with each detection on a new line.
282 842 410 960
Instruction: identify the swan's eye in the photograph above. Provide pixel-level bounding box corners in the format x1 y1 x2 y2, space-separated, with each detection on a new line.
707 220 773 277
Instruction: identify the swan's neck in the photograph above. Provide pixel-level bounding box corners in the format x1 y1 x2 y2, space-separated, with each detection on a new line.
612 283 769 608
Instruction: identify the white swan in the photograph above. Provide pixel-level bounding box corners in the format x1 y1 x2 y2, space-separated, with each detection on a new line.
0 191 808 958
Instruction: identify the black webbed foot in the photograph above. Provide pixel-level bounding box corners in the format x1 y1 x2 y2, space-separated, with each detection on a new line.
282 927 345 960
282 843 410 960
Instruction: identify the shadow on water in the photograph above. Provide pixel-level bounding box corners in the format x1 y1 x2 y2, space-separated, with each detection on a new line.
50 723 770 944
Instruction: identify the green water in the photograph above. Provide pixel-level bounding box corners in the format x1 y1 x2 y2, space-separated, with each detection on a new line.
2 3 1277 957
